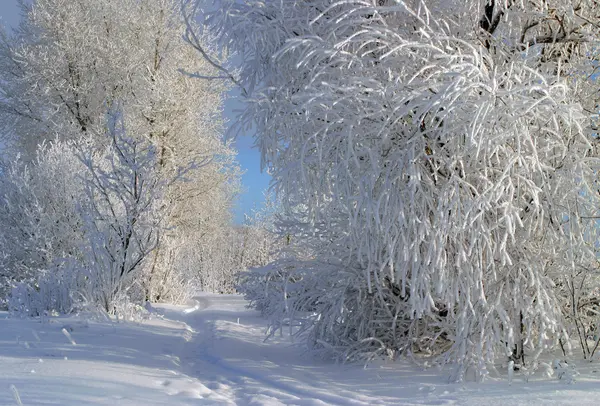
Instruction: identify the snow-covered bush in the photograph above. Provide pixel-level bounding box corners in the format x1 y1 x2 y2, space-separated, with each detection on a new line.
0 141 86 304
8 261 83 318
556 265 600 360
199 0 600 379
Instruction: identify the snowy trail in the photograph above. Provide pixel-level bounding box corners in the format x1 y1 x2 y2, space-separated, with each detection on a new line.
172 296 382 405
3 295 600 405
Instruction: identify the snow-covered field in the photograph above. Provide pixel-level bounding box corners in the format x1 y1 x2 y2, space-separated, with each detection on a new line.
1 295 600 405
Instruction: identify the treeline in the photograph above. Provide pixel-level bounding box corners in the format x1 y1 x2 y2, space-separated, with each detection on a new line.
0 0 277 316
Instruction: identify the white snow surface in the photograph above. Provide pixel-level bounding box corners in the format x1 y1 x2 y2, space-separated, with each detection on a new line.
1 294 600 405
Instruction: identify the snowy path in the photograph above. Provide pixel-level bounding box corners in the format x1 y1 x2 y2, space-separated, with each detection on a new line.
2 295 600 405
164 295 403 405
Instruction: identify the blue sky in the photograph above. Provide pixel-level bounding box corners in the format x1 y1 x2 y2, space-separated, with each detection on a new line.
0 0 271 224
0 2 20 26
224 92 271 223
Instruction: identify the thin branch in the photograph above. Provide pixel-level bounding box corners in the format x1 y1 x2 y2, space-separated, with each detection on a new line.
180 0 247 96
177 69 233 81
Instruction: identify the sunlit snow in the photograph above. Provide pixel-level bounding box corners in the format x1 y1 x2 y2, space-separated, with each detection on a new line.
2 294 600 405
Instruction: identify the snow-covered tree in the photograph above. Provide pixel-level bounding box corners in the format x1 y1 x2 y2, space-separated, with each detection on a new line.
6 121 170 316
198 0 600 379
74 109 172 313
7 131 165 318
0 0 240 302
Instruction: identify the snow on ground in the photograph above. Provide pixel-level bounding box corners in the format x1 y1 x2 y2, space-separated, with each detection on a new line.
1 295 600 405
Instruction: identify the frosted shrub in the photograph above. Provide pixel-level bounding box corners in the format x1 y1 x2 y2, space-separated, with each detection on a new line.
0 141 86 303
9 262 82 318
